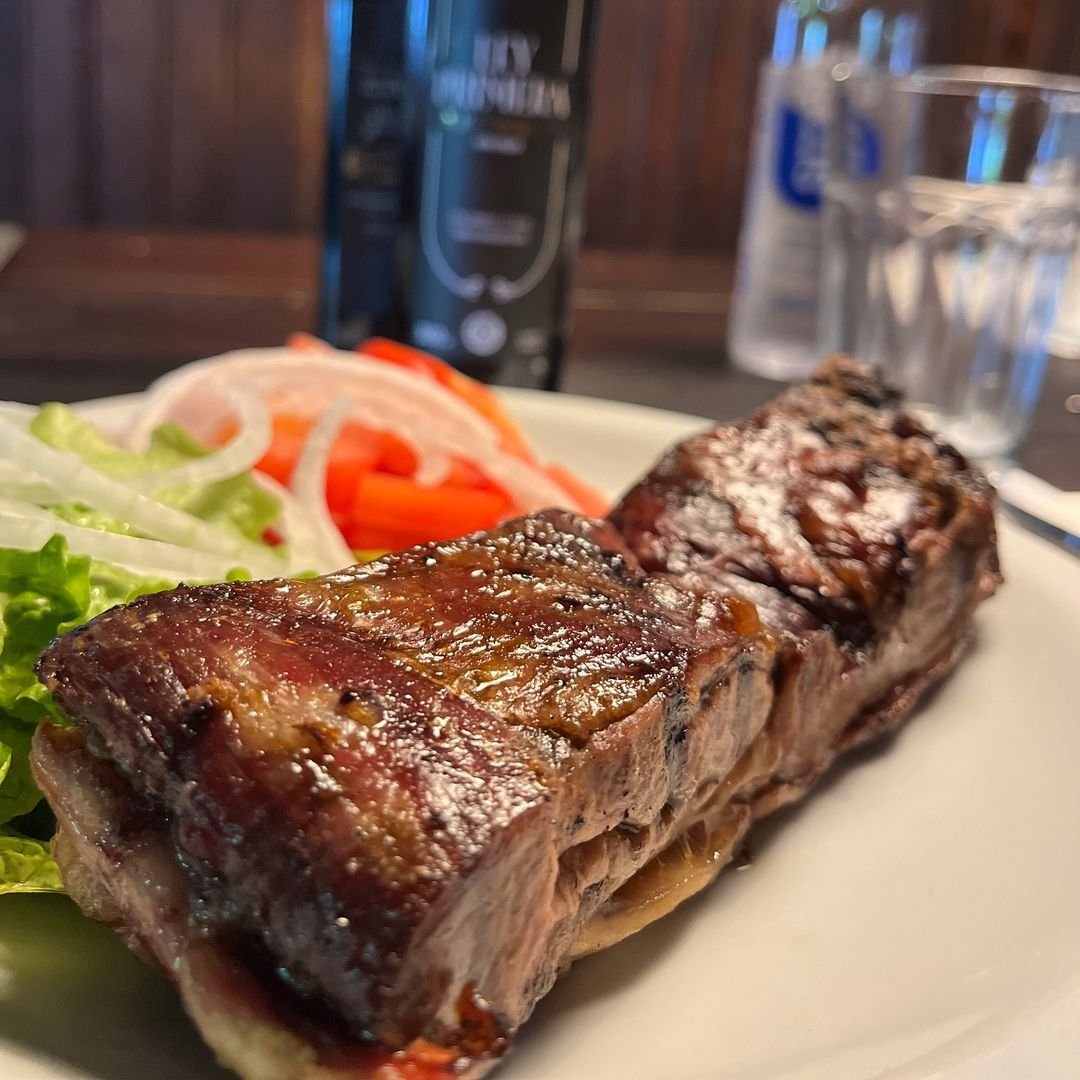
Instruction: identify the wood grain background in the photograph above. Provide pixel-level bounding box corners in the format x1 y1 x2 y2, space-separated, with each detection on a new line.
1 0 1078 251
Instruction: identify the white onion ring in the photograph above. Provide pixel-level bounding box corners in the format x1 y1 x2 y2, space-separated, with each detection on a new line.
0 499 247 581
0 402 36 424
0 461 58 503
128 348 571 511
0 416 284 578
288 398 356 572
133 386 273 493
249 471 323 575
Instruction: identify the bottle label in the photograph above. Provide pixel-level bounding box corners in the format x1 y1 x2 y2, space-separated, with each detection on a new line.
410 0 592 375
773 100 883 211
841 108 882 180
775 105 824 211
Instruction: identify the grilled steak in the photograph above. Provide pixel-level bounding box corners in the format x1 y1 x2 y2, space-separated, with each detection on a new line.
31 360 999 1080
590 359 1001 949
35 511 775 1077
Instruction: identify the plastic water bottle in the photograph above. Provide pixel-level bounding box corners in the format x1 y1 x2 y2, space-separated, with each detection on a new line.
728 0 922 381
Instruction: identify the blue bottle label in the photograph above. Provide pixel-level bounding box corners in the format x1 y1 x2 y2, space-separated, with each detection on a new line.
843 109 882 180
775 105 824 211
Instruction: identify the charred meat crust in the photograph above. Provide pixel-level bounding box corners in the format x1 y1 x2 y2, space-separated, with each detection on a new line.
32 725 466 1080
576 357 1000 948
37 509 773 1058
609 356 999 652
31 358 1000 1080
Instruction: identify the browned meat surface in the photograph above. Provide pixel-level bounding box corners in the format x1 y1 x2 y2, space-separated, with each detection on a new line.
31 359 1000 1080
590 358 1000 949
32 724 466 1080
36 510 774 1074
611 360 999 646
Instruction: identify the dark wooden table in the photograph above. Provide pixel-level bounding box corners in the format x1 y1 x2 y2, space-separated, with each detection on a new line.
1 229 1077 489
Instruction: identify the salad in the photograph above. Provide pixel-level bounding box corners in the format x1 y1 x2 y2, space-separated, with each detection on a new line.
0 338 603 895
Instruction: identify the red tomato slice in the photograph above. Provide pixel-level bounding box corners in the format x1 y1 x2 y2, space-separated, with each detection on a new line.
544 464 609 517
355 337 451 383
286 331 333 354
358 337 538 464
234 336 610 548
349 472 511 539
286 333 537 463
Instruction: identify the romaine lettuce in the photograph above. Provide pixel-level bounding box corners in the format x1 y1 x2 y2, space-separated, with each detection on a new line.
0 404 282 895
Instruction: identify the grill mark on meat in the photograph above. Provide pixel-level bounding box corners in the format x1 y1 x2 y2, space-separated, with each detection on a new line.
298 512 751 746
592 357 999 941
174 697 217 752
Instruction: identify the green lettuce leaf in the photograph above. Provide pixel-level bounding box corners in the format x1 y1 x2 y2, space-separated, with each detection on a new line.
0 832 63 894
30 404 279 543
0 406 283 896
0 539 91 728
0 537 178 894
0 730 41 822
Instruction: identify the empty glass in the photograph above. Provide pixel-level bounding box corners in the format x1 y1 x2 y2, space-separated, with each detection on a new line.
822 66 1080 461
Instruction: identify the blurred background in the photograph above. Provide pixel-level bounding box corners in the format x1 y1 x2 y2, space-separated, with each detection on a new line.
0 0 1077 485
5 2 1080 242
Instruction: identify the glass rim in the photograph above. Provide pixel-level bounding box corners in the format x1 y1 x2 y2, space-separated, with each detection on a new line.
896 65 1080 102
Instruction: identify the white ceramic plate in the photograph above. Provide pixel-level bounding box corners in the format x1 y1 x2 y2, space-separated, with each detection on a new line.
2 389 1079 1080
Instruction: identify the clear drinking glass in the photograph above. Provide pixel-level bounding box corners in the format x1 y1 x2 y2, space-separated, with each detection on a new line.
821 66 1080 461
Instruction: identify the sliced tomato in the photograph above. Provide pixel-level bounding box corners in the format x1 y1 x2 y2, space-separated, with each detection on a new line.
544 463 609 517
243 414 308 487
286 331 333 353
349 472 511 541
228 336 610 550
324 439 380 514
373 430 419 477
252 415 373 501
243 413 416 507
355 336 451 383
358 337 538 463
288 332 531 458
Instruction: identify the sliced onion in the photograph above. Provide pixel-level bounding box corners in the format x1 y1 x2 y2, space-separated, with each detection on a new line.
0 402 36 425
0 461 58 503
0 416 284 578
133 387 272 492
0 500 246 581
129 347 571 511
249 471 325 575
127 374 235 450
288 398 356 572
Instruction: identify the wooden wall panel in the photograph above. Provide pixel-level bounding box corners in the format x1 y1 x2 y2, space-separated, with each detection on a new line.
95 0 170 225
167 0 237 228
293 0 329 232
232 0 301 229
1026 0 1080 73
23 0 92 226
0 0 27 221
2 0 1078 248
637 0 692 248
582 0 664 247
672 0 771 254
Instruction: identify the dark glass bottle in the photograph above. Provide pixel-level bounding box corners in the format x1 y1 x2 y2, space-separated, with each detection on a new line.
321 0 412 347
322 0 598 389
